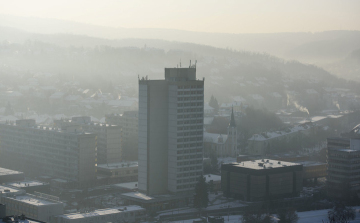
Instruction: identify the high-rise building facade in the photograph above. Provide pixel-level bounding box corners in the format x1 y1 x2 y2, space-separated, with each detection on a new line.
0 119 96 182
138 67 204 195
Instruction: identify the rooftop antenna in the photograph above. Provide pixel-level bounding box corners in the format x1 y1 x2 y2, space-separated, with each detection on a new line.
195 60 197 68
180 59 182 68
190 60 191 68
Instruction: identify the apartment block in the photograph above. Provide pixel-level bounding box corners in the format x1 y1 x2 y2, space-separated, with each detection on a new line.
0 119 96 182
55 116 122 164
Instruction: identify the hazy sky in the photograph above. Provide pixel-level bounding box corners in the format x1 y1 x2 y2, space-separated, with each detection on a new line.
1 0 360 33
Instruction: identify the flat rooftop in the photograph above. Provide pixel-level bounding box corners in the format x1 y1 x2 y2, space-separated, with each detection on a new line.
7 195 61 206
7 180 48 188
58 206 144 220
0 167 23 177
231 159 301 170
0 185 23 194
97 162 138 170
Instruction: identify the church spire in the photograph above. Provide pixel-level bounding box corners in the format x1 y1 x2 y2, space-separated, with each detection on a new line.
229 106 236 127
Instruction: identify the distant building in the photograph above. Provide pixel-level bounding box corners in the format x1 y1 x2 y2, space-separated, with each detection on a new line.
247 123 314 155
55 116 122 164
138 67 204 195
0 193 63 222
0 119 96 183
0 168 24 184
52 205 146 223
221 160 303 201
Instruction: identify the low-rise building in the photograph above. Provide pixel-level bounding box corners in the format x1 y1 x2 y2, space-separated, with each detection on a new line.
221 160 303 201
0 193 63 222
96 162 138 183
52 205 145 223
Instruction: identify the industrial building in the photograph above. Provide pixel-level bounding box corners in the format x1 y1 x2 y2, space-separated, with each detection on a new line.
221 159 303 201
0 119 96 183
138 67 204 195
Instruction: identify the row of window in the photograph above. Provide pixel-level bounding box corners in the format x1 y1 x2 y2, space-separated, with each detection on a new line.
177 131 203 137
178 91 203 95
177 108 203 113
177 143 202 148
178 85 203 89
177 120 202 125
177 150 203 155
177 171 202 178
178 126 202 131
177 97 203 101
177 137 203 142
177 177 197 184
177 160 202 166
177 165 202 172
177 114 203 119
178 102 203 107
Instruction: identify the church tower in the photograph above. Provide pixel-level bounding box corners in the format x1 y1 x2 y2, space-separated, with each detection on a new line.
227 107 238 157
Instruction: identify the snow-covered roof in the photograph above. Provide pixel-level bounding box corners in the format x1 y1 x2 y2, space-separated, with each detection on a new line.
248 124 313 141
56 206 144 220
